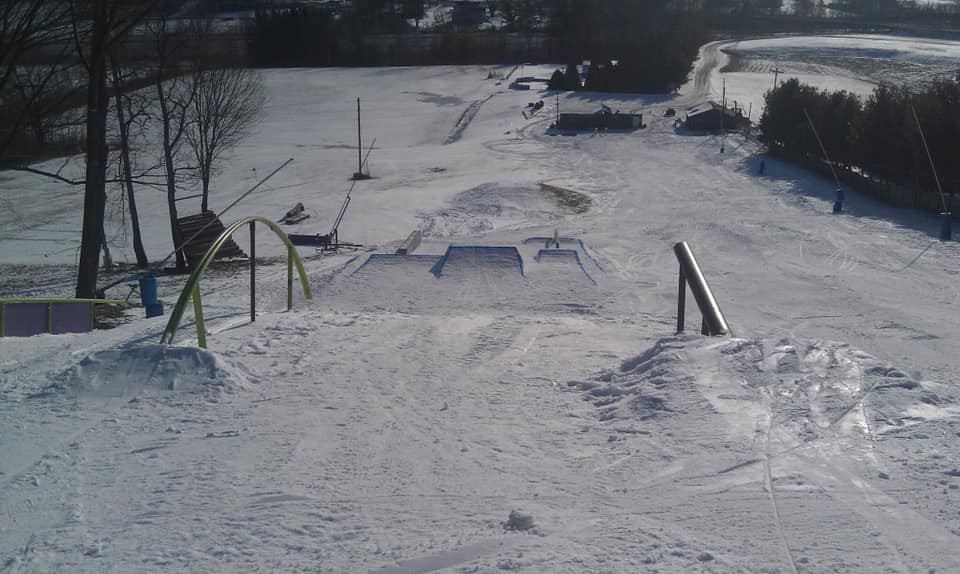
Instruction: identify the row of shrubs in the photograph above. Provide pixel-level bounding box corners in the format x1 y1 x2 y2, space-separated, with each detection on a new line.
758 77 960 200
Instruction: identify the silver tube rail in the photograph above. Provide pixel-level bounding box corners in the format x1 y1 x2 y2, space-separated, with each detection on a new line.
674 241 730 336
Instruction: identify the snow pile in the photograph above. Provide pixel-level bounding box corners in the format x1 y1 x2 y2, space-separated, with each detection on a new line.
418 183 562 239
42 345 249 400
574 335 955 444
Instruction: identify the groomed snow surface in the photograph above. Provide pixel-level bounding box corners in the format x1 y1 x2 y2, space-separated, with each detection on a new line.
3 36 960 573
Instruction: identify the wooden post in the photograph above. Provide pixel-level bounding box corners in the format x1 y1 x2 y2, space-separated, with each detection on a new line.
250 221 256 323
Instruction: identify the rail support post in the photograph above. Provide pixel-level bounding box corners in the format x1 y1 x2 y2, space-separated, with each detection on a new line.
250 221 256 323
674 241 730 337
676 268 687 333
287 246 294 311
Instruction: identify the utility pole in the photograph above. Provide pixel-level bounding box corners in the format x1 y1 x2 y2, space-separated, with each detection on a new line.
720 77 726 154
772 67 783 91
356 97 362 177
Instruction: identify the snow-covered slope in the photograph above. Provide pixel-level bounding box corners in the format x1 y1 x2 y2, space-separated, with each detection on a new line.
2 39 960 573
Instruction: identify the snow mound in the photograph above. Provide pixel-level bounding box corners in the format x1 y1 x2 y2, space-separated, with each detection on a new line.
418 184 563 238
572 336 955 442
44 345 248 400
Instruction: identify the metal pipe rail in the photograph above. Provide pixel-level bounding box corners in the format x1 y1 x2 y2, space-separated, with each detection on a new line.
674 241 730 336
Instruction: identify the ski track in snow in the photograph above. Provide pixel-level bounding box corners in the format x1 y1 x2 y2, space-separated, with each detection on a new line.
3 45 960 572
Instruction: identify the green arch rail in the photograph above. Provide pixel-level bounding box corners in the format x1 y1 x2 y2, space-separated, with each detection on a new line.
160 216 313 348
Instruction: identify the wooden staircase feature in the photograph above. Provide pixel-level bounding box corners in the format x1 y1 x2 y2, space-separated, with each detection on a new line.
177 211 247 268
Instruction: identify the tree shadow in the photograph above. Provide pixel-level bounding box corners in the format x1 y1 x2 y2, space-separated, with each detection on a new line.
738 153 950 240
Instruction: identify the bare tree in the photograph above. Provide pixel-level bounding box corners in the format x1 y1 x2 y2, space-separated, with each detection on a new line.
75 0 157 298
109 50 151 267
186 65 265 213
150 14 201 272
0 1 75 161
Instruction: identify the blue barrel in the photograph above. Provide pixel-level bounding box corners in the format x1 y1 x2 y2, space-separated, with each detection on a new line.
139 274 158 307
940 213 953 241
146 302 164 318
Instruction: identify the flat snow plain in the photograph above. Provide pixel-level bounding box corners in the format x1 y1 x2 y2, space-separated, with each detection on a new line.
2 35 960 573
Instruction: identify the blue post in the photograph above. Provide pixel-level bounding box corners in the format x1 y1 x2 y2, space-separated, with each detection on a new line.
832 188 844 214
139 274 164 318
940 213 952 241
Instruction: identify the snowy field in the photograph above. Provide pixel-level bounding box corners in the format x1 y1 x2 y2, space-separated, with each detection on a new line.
2 35 960 573
702 33 960 122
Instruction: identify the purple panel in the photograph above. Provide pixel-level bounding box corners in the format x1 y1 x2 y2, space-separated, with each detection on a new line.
51 302 92 334
4 303 49 337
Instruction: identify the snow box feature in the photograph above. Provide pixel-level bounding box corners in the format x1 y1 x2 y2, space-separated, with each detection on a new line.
430 245 525 278
534 249 597 285
352 253 442 275
523 236 604 272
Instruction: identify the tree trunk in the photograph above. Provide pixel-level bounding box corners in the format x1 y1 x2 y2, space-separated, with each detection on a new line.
201 169 210 212
76 0 110 298
101 224 113 268
156 75 187 271
111 58 148 268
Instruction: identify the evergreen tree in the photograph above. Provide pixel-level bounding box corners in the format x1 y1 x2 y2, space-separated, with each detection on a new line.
547 69 565 90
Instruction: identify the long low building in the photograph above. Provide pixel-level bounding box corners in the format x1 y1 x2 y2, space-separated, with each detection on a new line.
557 110 643 130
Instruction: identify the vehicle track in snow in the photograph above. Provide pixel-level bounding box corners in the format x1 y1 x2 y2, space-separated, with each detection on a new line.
761 388 800 574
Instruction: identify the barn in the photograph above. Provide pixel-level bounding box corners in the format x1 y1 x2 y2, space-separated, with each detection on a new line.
685 101 749 132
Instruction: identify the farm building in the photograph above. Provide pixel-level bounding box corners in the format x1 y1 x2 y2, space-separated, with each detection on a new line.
557 106 643 130
685 101 749 132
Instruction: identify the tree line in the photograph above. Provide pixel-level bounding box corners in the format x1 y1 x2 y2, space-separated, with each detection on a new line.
1 1 265 298
759 77 960 204
251 0 707 93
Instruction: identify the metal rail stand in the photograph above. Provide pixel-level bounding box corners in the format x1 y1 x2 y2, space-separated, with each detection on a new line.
161 216 312 348
674 242 730 336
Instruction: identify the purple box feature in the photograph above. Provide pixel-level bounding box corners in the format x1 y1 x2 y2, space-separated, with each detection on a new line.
4 302 49 337
51 302 92 334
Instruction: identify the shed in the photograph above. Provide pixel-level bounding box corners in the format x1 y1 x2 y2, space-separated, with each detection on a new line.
685 101 748 132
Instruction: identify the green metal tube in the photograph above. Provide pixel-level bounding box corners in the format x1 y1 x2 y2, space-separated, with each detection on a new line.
192 284 206 349
287 247 293 311
161 215 313 346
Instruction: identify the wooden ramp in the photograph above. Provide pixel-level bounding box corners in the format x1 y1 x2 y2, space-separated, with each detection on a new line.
177 211 247 268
